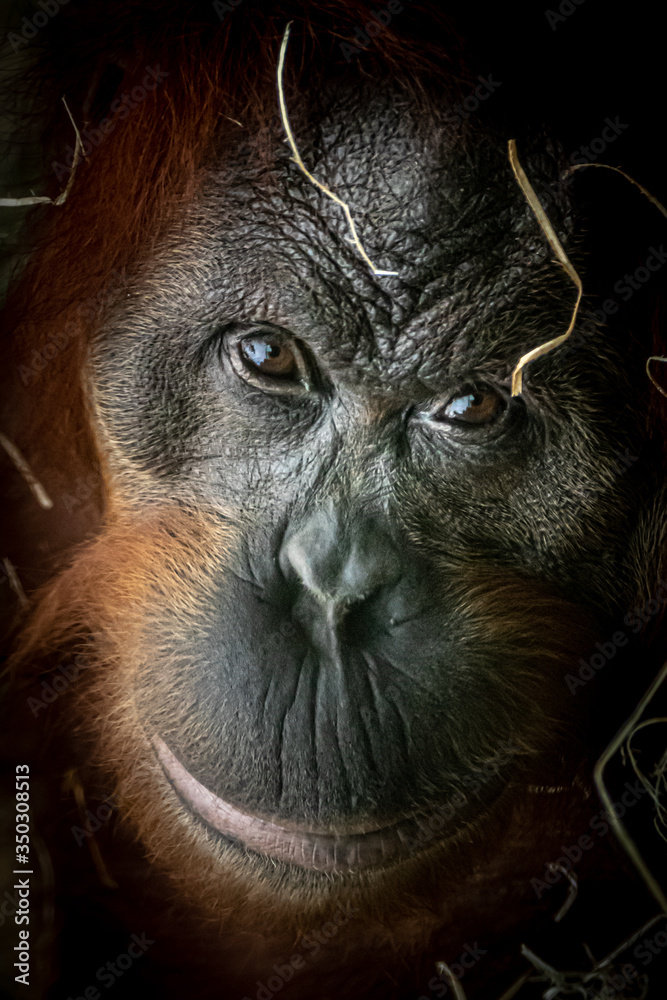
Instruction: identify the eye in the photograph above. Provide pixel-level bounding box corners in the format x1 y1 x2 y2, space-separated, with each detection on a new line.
433 388 506 426
227 328 312 394
239 337 298 379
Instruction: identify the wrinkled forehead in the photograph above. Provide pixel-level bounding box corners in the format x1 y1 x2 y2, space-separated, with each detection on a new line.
140 81 568 381
210 80 532 275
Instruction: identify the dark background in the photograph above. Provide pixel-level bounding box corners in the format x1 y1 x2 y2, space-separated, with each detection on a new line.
1 1 666 998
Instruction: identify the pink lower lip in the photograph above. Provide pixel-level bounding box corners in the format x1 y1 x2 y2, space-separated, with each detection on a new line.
154 737 445 873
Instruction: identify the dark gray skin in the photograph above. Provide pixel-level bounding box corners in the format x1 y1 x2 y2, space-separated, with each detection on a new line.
91 77 661 886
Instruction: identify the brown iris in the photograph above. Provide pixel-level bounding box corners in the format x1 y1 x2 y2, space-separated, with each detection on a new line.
239 337 298 378
439 389 504 425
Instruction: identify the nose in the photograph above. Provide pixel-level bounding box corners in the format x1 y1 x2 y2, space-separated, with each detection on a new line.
279 503 402 629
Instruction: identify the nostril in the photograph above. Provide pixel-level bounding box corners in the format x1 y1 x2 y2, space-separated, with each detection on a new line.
323 593 364 628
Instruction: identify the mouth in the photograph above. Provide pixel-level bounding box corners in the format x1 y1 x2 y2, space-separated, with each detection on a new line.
155 737 477 873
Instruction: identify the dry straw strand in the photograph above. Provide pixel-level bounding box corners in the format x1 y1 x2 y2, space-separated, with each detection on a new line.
646 356 667 398
567 162 667 220
64 769 118 889
567 162 667 400
276 22 399 278
627 717 667 842
495 970 532 1000
549 862 578 922
0 97 84 209
0 432 53 508
508 139 583 397
435 961 468 1000
2 557 28 609
594 658 667 914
